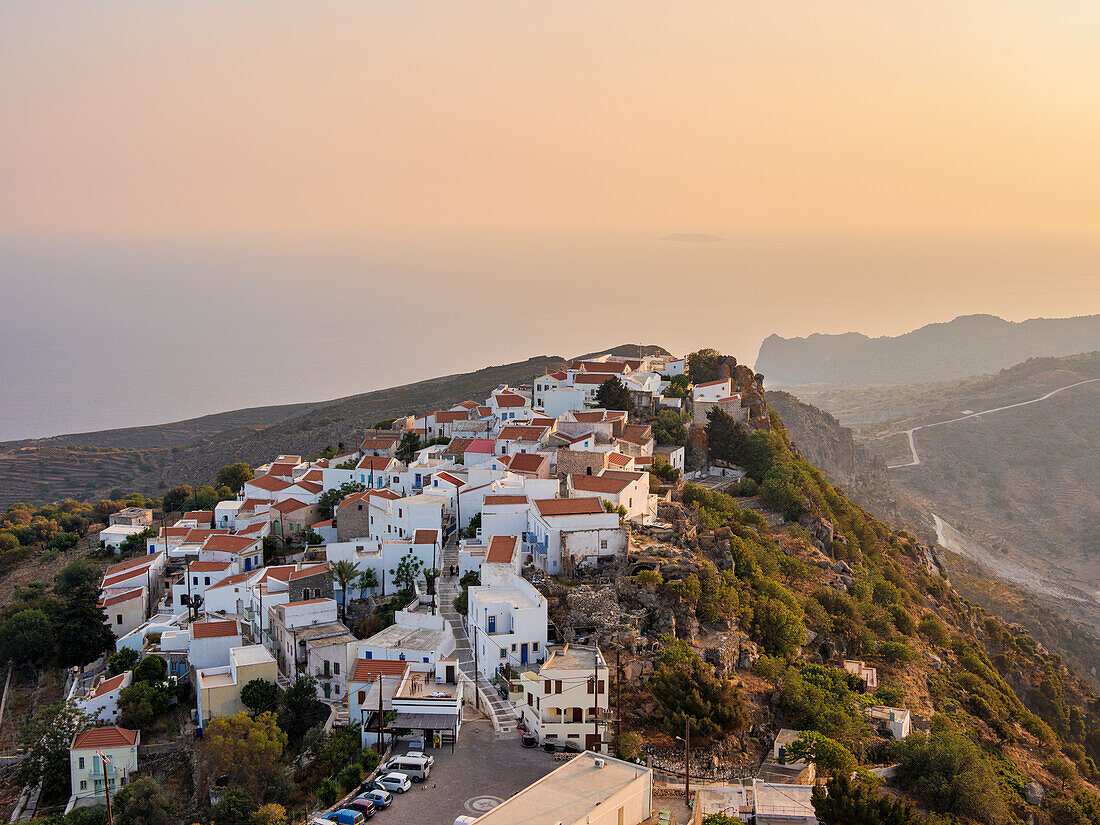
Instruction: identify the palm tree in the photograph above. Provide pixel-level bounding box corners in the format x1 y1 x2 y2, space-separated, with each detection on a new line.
329 560 361 625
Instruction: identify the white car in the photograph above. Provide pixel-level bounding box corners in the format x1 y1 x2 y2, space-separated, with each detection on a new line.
376 772 413 794
403 750 435 766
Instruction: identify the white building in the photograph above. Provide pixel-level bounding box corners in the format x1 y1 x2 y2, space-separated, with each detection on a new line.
171 560 235 615
75 671 132 723
467 563 548 677
98 524 148 553
514 644 609 753
692 377 732 403
67 727 139 811
527 499 626 575
189 619 244 670
468 752 652 825
100 588 148 639
567 470 652 524
864 705 912 740
356 607 456 671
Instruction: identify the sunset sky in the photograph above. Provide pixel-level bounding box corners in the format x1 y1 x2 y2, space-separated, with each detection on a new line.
1 2 1099 439
3 1 1100 240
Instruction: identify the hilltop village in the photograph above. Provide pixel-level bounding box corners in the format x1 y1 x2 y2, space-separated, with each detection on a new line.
4 349 1100 825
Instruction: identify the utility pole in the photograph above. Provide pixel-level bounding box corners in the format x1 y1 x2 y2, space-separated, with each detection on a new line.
615 648 622 742
472 620 480 710
99 751 114 825
377 674 385 753
684 719 690 803
593 647 601 750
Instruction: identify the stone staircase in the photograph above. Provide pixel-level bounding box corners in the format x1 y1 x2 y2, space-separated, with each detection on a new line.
439 540 516 735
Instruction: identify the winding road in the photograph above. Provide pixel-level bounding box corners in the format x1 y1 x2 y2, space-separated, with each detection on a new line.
886 377 1100 469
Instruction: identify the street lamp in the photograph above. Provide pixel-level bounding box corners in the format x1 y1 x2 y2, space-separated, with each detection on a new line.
675 720 691 803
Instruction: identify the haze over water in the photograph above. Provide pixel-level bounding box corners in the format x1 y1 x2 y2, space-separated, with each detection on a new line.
2 232 1096 441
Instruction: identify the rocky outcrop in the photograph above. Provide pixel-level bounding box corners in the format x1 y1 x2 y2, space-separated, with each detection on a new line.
767 390 900 520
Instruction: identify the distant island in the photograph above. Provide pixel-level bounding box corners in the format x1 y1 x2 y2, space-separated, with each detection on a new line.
658 233 723 243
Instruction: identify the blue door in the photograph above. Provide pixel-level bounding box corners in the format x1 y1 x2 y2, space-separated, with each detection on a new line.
521 643 528 664
487 615 496 633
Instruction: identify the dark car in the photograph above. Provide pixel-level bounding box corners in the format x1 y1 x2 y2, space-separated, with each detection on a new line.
344 798 377 819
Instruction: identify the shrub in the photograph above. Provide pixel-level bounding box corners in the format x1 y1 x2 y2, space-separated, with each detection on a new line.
918 614 949 646
877 641 914 665
316 777 340 807
338 763 362 791
636 569 662 587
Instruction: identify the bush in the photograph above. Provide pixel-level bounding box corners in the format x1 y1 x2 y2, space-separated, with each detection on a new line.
918 614 949 646
338 763 362 791
877 641 914 665
316 777 340 807
613 731 643 761
635 569 662 587
108 647 140 675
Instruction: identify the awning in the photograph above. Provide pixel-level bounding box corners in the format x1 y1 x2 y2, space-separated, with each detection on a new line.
389 712 459 731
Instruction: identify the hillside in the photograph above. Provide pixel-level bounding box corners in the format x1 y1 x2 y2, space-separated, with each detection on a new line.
0 345 667 508
755 313 1100 388
784 352 1100 680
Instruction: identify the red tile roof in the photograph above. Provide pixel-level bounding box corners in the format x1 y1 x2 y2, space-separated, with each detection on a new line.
574 373 614 385
492 393 528 408
458 400 479 409
571 474 631 494
534 498 606 517
486 535 519 564
435 410 470 424
694 378 730 388
506 453 548 473
464 438 495 453
296 480 323 494
600 470 646 482
413 529 439 545
191 619 240 639
248 475 292 492
100 588 144 607
72 726 139 750
105 553 161 577
357 456 396 472
272 498 310 514
607 452 633 467
184 510 214 524
289 563 328 581
189 560 233 573
498 425 548 442
351 659 410 682
201 535 259 554
434 471 465 487
483 494 529 506
90 673 128 698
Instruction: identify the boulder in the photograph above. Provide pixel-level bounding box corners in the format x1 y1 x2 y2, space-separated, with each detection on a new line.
1025 782 1044 807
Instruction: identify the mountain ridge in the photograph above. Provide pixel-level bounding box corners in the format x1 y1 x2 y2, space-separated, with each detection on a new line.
755 313 1100 388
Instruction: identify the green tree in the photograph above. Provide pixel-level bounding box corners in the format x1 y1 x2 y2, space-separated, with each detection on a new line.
112 776 174 825
161 485 193 514
18 701 88 800
330 560 361 624
395 431 421 464
390 554 424 595
108 646 140 675
211 787 256 825
317 480 367 519
595 376 633 412
688 349 726 384
649 653 749 741
357 567 379 595
812 773 929 825
706 407 748 465
117 682 169 731
0 609 55 670
780 732 856 778
54 560 100 598
241 678 280 715
216 462 254 493
53 585 115 670
753 597 806 658
1045 756 1076 791
652 409 687 446
132 653 167 684
278 676 327 741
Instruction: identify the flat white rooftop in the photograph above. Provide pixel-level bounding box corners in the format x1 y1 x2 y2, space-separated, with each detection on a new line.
363 623 450 653
471 752 650 825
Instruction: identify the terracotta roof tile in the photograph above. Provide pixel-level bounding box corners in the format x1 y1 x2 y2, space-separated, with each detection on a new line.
100 588 144 607
413 529 439 545
571 474 630 494
289 564 328 581
72 726 139 750
486 535 519 564
191 619 240 639
90 673 128 698
483 494 528 506
534 498 606 517
351 659 410 682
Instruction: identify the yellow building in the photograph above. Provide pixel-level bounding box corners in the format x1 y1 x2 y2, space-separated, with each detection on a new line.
196 644 277 724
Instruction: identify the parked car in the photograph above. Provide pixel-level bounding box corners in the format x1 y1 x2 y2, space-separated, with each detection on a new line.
357 789 392 810
324 810 366 825
375 773 413 794
344 798 377 819
383 755 431 782
404 750 435 766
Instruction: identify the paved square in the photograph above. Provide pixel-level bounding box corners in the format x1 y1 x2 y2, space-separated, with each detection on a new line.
375 719 562 825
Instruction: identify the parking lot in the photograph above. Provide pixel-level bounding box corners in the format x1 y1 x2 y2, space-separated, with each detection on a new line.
364 719 562 825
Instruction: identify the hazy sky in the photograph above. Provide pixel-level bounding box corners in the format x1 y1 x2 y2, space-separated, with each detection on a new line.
4 1 1100 240
1 2 1099 440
